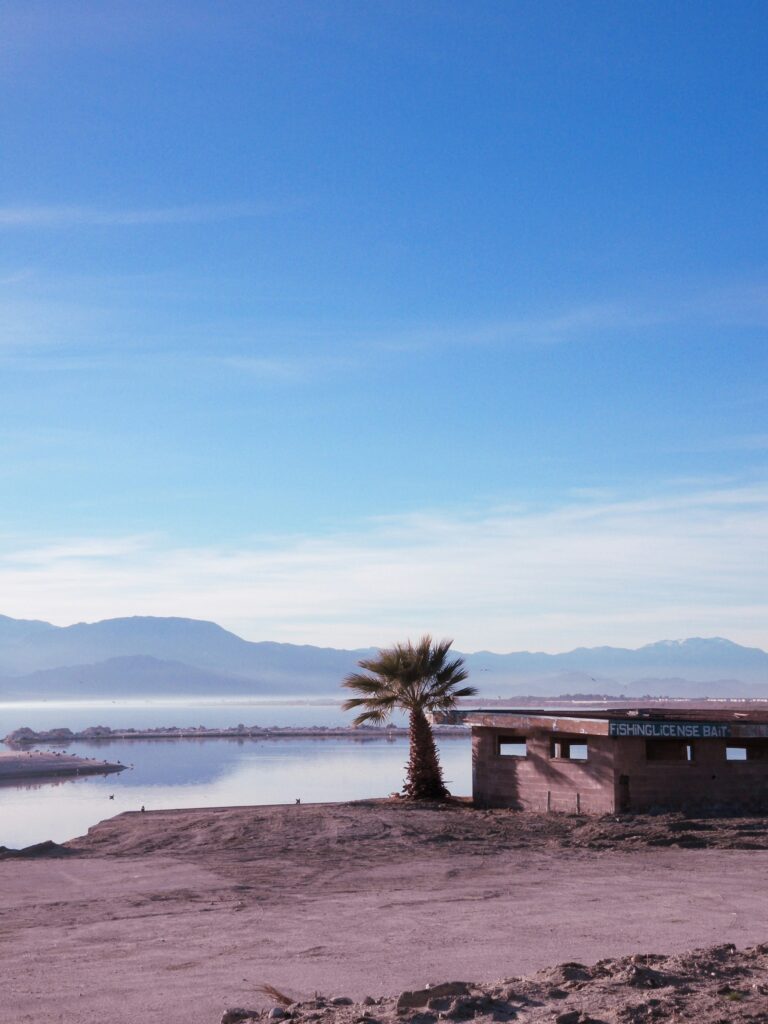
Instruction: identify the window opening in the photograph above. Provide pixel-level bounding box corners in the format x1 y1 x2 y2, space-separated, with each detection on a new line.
498 737 527 757
550 738 588 761
646 739 694 762
726 742 768 761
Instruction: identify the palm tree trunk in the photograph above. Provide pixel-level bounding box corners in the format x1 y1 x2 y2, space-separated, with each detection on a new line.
403 707 449 800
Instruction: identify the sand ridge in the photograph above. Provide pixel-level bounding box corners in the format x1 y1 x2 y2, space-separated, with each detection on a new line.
0 748 125 782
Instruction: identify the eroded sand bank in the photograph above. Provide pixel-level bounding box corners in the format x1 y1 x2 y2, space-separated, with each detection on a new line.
0 749 125 782
1 801 767 1024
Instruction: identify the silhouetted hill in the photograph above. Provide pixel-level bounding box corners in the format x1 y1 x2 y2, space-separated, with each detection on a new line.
0 655 256 699
0 615 766 699
0 615 373 692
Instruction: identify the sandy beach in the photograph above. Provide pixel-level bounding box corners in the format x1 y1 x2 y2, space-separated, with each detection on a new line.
1 800 767 1024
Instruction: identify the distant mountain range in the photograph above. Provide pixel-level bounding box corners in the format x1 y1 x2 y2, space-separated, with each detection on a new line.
0 614 766 700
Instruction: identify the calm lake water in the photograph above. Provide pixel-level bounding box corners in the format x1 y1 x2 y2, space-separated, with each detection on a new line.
0 700 471 848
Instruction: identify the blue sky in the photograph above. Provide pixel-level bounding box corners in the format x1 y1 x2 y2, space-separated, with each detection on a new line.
1 1 767 651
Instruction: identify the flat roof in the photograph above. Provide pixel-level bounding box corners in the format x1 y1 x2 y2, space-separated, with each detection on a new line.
432 705 768 739
449 706 768 723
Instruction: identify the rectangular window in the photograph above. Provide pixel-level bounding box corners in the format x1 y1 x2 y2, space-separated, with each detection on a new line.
646 739 694 762
498 737 527 757
550 738 588 761
726 742 768 761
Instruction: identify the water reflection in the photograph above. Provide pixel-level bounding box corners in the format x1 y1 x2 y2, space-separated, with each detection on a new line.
0 735 471 849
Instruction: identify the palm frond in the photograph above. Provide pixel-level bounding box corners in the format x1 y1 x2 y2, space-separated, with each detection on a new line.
340 635 471 721
351 706 393 726
341 696 370 712
253 985 293 1008
342 694 397 711
450 684 478 699
342 672 394 695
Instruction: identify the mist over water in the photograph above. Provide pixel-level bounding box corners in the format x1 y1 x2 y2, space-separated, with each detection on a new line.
0 696 356 736
0 699 470 848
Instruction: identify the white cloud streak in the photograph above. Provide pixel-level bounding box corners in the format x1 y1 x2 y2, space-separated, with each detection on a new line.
214 352 357 382
0 202 292 228
1 483 767 653
687 435 768 454
369 279 768 353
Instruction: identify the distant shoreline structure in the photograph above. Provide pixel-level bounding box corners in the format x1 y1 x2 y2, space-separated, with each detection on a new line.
3 723 470 747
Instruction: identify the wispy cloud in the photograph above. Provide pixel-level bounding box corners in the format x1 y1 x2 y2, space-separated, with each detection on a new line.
214 352 356 382
683 434 768 454
369 279 768 354
0 201 295 228
370 302 634 353
1 481 767 652
0 269 35 286
4 536 152 567
680 282 768 329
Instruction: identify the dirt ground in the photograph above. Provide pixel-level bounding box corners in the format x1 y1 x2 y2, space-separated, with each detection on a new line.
1 800 767 1024
223 943 768 1024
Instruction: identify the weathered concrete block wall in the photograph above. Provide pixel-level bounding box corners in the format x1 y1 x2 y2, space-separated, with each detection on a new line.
472 728 616 814
613 738 768 812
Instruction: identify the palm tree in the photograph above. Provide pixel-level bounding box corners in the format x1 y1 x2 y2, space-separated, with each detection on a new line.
342 635 477 800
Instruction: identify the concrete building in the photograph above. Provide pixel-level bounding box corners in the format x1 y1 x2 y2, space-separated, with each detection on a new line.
436 707 768 814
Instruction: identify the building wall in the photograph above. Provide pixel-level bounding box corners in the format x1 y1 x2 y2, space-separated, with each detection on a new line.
472 727 616 814
613 737 768 812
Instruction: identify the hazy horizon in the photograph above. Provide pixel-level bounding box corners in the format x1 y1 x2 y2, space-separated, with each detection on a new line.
3 609 767 659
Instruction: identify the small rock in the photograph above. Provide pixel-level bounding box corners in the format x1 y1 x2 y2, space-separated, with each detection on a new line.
330 997 354 1006
221 1009 260 1024
445 997 476 1020
269 1008 287 1019
555 1012 581 1024
620 965 665 989
362 997 377 1006
557 964 591 983
397 983 472 1012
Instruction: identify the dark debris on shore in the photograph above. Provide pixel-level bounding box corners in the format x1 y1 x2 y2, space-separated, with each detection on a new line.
221 942 768 1024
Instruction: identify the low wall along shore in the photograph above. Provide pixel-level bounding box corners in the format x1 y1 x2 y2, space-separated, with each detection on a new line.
3 723 469 746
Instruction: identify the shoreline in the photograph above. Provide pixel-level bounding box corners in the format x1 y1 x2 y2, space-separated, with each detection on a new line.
3 723 469 746
0 750 126 781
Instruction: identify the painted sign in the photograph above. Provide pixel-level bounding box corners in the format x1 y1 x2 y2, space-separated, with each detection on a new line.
609 719 731 739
